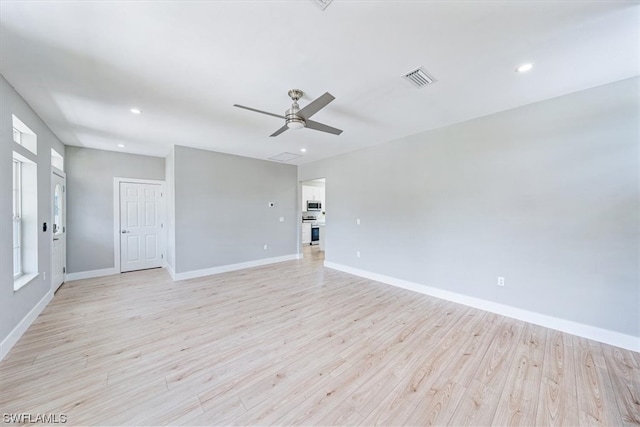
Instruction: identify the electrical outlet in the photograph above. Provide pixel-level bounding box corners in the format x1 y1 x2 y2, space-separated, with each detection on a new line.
264 244 268 250
279 217 284 222
356 218 360 225
357 251 361 258
497 276 505 287
43 272 46 281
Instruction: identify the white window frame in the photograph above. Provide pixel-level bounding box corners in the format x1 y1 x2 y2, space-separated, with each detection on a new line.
12 115 37 155
13 159 22 280
13 127 22 144
12 115 39 291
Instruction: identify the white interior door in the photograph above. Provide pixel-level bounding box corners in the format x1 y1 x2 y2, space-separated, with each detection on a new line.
52 171 66 291
120 182 162 272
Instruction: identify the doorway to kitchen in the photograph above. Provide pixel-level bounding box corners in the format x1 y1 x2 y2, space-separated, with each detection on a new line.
300 177 325 259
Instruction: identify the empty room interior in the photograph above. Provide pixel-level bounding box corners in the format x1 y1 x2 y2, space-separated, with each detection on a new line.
1 1 639 426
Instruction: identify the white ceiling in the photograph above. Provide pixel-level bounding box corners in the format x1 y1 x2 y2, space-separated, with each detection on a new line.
1 1 638 164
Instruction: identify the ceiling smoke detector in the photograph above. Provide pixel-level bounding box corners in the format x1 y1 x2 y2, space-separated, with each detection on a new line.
312 0 334 11
403 67 436 88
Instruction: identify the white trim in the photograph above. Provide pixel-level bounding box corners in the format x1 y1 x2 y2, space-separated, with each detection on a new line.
166 263 177 281
1 290 53 361
324 261 640 353
51 169 66 293
13 273 39 292
113 177 166 274
52 166 65 178
172 254 301 281
66 267 118 281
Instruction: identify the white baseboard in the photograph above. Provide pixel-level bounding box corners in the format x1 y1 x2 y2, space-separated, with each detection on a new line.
0 290 53 361
66 267 119 281
166 263 177 281
324 261 640 352
173 254 301 281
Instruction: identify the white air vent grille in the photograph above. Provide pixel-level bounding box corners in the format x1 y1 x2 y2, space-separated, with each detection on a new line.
312 0 334 11
268 152 301 163
403 68 435 88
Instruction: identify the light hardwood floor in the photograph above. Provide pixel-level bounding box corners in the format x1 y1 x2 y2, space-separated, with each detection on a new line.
1 246 639 426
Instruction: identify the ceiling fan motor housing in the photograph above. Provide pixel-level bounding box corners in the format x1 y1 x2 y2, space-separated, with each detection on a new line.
286 90 305 128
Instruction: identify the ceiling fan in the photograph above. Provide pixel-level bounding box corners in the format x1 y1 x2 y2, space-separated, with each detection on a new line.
234 89 343 137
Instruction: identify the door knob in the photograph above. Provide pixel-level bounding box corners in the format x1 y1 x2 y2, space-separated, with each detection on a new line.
121 230 130 234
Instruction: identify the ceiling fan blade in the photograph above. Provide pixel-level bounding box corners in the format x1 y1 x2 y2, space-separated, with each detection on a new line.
233 104 285 119
305 119 343 135
297 92 335 120
270 125 289 137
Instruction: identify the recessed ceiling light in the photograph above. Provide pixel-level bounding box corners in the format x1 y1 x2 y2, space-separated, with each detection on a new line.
130 108 142 114
516 63 533 73
117 144 125 148
300 148 307 152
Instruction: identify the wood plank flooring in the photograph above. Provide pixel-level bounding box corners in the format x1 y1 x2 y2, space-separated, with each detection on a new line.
1 246 638 426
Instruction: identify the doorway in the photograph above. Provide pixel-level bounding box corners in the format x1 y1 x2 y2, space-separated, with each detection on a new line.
300 177 326 258
115 179 164 273
51 170 66 291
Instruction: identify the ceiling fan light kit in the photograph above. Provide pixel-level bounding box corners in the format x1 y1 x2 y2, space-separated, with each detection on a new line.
234 88 343 137
287 119 305 130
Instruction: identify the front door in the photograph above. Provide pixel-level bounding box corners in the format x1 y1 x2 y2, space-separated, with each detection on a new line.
120 182 162 272
52 171 66 291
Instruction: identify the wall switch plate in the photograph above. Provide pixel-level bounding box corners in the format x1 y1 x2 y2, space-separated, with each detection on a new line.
497 276 505 286
264 244 268 250
279 217 284 222
356 218 360 225
43 272 46 281
357 251 361 258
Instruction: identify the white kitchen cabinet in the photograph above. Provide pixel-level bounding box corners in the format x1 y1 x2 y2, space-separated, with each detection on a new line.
315 186 325 209
302 222 311 244
302 185 314 211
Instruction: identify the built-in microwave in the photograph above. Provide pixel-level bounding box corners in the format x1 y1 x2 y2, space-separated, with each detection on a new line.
307 200 322 211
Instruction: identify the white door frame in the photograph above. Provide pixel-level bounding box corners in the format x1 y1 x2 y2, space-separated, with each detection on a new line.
52 167 66 289
113 177 166 273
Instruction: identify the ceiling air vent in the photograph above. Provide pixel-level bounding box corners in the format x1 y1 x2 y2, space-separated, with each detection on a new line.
268 152 301 163
312 0 334 11
403 67 435 88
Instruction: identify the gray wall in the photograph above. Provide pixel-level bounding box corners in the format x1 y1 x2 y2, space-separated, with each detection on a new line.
300 77 640 338
173 145 298 273
66 147 165 273
0 74 66 343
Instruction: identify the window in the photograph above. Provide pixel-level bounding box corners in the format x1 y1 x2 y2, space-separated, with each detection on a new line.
13 159 22 279
12 114 39 291
53 184 62 235
13 127 21 144
12 114 37 155
51 148 64 171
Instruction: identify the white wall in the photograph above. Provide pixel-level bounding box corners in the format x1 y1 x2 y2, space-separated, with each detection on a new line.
299 77 640 343
0 73 66 353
